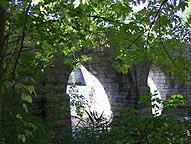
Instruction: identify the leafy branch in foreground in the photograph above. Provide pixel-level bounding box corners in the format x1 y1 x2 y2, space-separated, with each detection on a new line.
61 94 190 144
0 0 190 143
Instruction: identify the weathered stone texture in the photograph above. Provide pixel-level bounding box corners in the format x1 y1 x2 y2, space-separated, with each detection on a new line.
149 65 188 100
31 44 191 140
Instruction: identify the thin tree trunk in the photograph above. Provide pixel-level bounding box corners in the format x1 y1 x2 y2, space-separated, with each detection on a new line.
0 4 6 134
7 1 32 143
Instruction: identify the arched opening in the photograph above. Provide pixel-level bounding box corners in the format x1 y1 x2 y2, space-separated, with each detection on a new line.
148 64 188 117
66 64 112 127
148 75 162 116
148 66 163 116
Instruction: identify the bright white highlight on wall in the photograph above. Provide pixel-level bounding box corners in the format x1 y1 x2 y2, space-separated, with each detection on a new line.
81 66 112 116
148 77 158 95
148 76 162 116
67 65 112 119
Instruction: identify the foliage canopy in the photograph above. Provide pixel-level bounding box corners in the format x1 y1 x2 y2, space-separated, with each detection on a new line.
0 0 191 143
1 0 191 76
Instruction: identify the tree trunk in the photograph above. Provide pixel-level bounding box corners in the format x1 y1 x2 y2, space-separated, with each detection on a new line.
0 4 6 132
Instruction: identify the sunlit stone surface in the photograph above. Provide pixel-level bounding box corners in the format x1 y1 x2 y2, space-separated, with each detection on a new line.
148 76 162 116
67 65 112 125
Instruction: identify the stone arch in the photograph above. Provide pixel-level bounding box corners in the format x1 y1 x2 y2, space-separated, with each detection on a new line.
81 53 120 113
148 65 188 100
148 64 189 119
39 53 152 138
31 44 191 141
67 63 112 120
81 55 152 116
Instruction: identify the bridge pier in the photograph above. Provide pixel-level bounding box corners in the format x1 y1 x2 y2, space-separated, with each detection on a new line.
31 45 191 141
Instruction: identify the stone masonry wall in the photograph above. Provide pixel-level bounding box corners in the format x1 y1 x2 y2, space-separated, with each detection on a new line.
44 55 73 140
31 44 191 140
82 54 151 117
149 65 188 100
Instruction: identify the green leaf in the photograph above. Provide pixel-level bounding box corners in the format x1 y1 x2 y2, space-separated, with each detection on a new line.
148 136 152 143
23 103 28 113
25 129 33 137
16 114 22 119
177 94 183 99
28 122 37 131
18 134 26 142
15 83 27 90
92 0 98 4
27 95 32 103
25 77 37 86
22 93 32 103
138 95 152 104
179 1 188 12
154 90 158 93
171 95 176 99
28 85 35 94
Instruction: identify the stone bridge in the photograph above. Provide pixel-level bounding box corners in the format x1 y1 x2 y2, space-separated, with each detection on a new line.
32 44 191 138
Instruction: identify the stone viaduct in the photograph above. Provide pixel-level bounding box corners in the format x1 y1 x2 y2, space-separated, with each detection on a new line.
32 44 191 138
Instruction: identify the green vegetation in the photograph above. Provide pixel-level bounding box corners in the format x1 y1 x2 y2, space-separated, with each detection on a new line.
62 94 190 144
0 0 191 143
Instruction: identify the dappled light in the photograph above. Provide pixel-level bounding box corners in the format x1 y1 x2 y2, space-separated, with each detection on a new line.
67 65 112 127
148 76 162 116
1 0 191 143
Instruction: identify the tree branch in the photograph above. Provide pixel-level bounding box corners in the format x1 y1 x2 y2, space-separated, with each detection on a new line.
126 0 168 50
0 3 6 136
8 1 33 143
158 6 185 78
